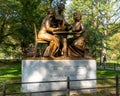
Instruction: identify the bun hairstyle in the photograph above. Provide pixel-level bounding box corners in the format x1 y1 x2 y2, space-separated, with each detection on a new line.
58 3 65 9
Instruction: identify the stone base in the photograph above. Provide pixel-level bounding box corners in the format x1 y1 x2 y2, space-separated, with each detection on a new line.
21 59 96 96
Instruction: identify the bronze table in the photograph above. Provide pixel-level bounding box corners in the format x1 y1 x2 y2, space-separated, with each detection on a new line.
53 31 77 57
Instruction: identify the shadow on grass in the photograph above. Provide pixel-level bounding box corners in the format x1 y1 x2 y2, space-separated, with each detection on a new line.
0 59 22 95
97 68 120 92
0 59 21 82
97 69 120 79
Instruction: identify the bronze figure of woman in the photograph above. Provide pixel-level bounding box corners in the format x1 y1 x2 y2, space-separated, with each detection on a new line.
37 8 61 57
68 11 86 57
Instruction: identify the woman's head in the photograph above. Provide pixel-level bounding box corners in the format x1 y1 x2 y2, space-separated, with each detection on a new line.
58 3 65 12
73 11 82 21
47 7 55 17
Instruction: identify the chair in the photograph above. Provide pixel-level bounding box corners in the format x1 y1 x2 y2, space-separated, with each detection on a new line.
33 23 48 58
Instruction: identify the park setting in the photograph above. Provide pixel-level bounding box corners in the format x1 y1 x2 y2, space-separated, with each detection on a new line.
0 0 120 96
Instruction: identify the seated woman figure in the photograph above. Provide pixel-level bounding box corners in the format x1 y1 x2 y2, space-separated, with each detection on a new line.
68 11 86 57
38 8 61 57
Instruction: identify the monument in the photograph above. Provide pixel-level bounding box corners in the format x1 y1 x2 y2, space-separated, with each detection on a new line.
22 3 96 96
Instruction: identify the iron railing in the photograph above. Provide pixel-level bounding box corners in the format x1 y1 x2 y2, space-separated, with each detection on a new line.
1 75 120 96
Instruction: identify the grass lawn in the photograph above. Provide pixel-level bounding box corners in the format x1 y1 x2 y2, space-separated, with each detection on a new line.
0 59 120 95
97 69 120 78
0 59 21 83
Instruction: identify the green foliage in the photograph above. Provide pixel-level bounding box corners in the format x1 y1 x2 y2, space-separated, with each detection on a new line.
107 33 120 60
0 0 22 56
0 0 120 59
65 0 120 59
0 0 68 57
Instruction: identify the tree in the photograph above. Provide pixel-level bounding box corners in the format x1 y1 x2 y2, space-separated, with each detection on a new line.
0 0 67 58
107 23 120 60
65 0 120 59
0 0 22 57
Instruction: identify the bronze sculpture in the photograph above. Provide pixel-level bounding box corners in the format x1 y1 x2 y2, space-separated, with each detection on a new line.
68 11 86 57
37 8 61 57
29 6 91 58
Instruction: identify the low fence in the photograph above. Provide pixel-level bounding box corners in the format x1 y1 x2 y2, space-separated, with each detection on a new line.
97 62 120 71
1 75 120 96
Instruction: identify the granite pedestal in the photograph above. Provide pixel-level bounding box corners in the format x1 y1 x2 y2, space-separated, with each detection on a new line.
22 59 96 96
